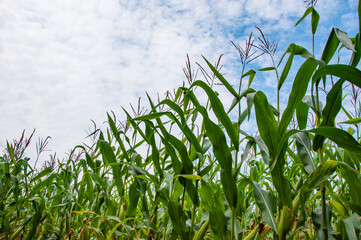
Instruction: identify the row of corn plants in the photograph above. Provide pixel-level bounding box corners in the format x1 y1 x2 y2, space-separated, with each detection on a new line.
1 0 361 239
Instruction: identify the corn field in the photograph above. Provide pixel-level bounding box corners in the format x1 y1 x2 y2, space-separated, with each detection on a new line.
1 1 361 239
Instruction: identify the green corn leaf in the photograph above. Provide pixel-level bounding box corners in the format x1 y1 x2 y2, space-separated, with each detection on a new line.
85 172 94 203
292 132 316 175
176 174 201 181
338 162 361 206
242 69 256 88
30 166 53 183
313 64 361 89
25 198 45 240
193 217 210 240
254 91 280 159
321 28 340 64
342 214 360 239
278 52 294 90
107 113 131 162
252 182 277 234
340 117 361 124
296 101 309 130
310 127 361 152
126 180 140 217
295 7 313 27
145 121 163 179
279 43 313 65
190 80 239 151
200 179 228 239
258 66 275 71
279 58 318 136
300 160 338 201
23 174 55 203
313 79 344 151
311 8 320 34
335 28 356 52
185 89 237 208
329 200 348 219
99 139 124 196
168 199 190 239
203 56 240 100
167 134 199 206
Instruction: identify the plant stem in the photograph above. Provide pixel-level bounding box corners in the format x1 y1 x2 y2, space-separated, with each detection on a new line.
315 80 328 240
231 206 237 240
270 55 280 122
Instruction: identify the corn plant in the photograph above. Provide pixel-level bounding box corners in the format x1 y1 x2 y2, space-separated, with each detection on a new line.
1 0 361 239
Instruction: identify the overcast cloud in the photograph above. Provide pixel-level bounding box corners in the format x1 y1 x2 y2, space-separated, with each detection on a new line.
0 0 356 164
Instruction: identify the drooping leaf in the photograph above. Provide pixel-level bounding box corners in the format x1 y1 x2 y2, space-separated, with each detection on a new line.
310 127 361 152
312 64 361 89
252 182 277 234
292 132 316 175
338 162 361 206
295 7 313 27
311 8 320 34
335 28 356 52
342 214 360 239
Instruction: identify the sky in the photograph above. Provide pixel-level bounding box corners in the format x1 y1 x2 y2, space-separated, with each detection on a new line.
0 0 358 166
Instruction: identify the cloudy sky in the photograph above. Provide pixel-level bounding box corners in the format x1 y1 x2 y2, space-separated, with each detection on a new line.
0 0 358 165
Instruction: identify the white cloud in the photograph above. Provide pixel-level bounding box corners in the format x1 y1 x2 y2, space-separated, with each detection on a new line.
0 0 356 164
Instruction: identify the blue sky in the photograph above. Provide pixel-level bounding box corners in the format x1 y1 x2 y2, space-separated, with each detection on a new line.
0 0 358 165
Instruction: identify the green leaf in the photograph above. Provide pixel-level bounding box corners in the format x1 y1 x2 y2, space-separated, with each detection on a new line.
258 67 275 71
23 174 55 203
321 28 340 64
168 199 190 239
313 64 361 89
313 79 344 151
295 7 313 27
335 28 356 52
311 8 320 34
310 127 361 152
338 162 361 206
252 182 278 234
107 113 131 162
176 174 201 181
242 69 256 88
279 44 313 65
292 132 316 175
99 139 124 196
300 160 338 201
296 101 309 130
278 52 294 90
340 117 361 124
253 91 280 159
185 89 237 208
200 179 229 239
30 166 53 183
25 198 45 240
329 200 348 219
279 58 318 136
203 56 240 100
190 80 239 150
342 214 360 239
